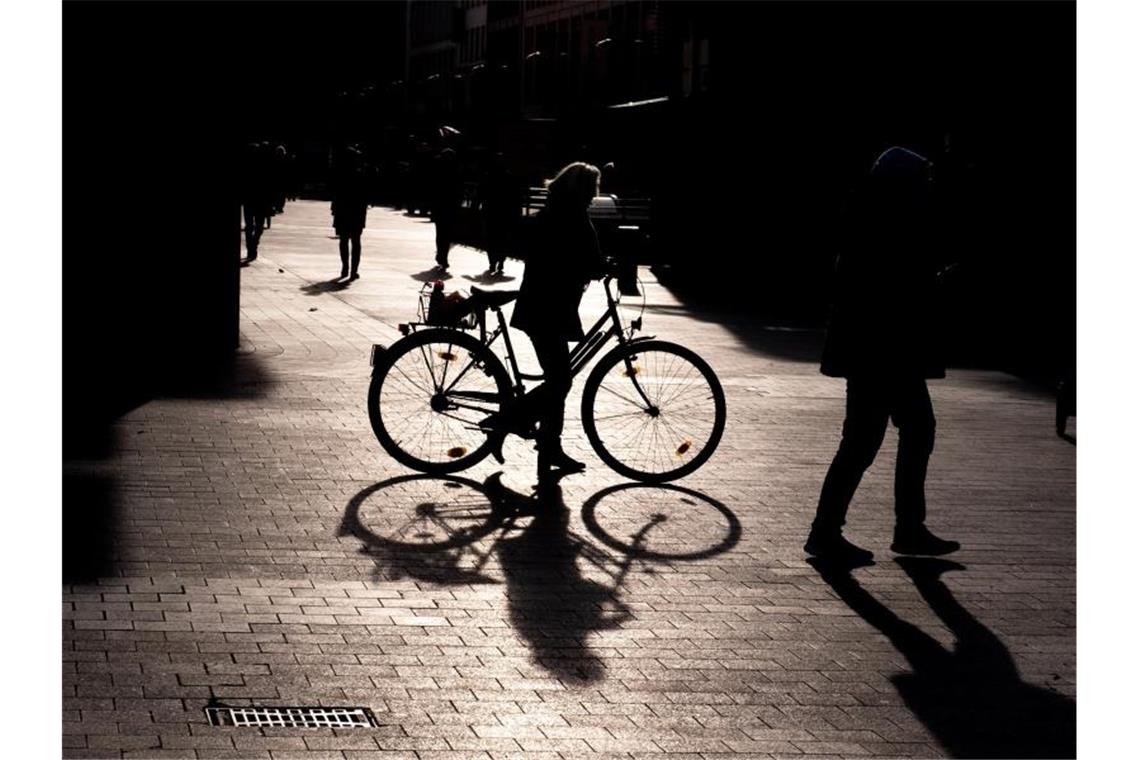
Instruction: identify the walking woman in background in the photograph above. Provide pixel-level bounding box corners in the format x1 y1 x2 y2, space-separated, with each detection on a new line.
331 146 369 280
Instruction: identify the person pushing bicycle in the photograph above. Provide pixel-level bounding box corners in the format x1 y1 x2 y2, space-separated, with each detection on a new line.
506 162 608 481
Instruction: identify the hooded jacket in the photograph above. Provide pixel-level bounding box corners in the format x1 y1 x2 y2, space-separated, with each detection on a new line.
820 147 947 379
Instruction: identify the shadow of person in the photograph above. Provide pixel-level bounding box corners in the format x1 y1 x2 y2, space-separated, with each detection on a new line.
301 278 350 296
410 267 452 283
463 270 517 285
809 556 1075 758
494 476 631 684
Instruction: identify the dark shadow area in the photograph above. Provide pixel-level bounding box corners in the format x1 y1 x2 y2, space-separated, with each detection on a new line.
495 477 631 684
809 556 1076 758
643 300 828 364
341 474 736 683
301 278 351 296
62 468 119 584
63 351 275 582
409 267 453 283
463 270 518 285
580 482 741 561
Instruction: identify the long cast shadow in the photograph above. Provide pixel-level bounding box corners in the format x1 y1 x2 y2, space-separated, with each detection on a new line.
341 474 746 683
493 477 631 684
810 556 1075 758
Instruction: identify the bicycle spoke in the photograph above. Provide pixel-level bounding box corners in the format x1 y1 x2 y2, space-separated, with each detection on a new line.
597 380 648 409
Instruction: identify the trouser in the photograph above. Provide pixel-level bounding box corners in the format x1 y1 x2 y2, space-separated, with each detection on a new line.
813 376 936 534
243 204 265 256
338 234 361 275
527 331 573 454
434 212 457 263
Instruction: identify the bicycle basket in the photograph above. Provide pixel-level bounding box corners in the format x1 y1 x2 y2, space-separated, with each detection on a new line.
420 281 474 328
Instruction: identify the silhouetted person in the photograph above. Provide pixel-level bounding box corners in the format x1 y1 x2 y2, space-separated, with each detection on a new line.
271 144 289 215
1056 370 1075 439
431 148 463 269
479 152 520 275
812 557 1075 758
240 142 271 261
331 146 368 280
510 163 607 481
806 147 960 563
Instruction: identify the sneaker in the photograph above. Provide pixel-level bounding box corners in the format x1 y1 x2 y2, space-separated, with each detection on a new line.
891 525 960 556
803 531 874 564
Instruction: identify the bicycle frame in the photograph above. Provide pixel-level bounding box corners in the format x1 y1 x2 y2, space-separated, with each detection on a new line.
470 275 647 399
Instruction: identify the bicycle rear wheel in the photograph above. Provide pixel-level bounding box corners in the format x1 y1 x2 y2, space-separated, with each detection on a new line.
581 340 726 483
368 329 511 474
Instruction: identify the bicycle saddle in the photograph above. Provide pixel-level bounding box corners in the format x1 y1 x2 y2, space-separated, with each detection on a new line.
469 286 519 309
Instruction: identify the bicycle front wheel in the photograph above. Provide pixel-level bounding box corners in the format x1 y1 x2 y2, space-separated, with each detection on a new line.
368 329 511 474
582 340 726 483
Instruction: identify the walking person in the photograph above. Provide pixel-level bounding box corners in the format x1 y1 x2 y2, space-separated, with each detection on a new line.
509 162 607 482
805 146 961 563
331 146 369 280
480 152 520 275
430 147 463 269
240 141 271 262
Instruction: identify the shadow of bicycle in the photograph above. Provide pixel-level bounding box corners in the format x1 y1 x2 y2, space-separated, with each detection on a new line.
339 473 741 683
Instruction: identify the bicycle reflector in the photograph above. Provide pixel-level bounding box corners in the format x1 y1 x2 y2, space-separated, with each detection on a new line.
370 344 388 367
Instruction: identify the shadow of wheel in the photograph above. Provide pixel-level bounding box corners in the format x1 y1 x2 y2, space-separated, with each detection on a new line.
341 473 505 552
580 482 741 561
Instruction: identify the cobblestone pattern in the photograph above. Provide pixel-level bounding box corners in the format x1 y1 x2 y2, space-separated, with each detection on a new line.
63 202 1075 758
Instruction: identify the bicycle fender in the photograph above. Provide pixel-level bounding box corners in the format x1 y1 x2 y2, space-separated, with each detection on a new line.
369 344 388 368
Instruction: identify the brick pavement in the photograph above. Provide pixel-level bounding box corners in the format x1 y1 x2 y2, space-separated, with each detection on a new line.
63 201 1076 758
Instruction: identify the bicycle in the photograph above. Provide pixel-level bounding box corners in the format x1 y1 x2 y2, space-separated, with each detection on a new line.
366 273 726 483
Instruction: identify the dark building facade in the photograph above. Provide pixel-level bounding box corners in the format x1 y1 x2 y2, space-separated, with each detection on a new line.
397 0 1074 377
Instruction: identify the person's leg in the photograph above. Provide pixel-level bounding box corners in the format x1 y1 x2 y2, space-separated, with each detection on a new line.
806 378 889 560
891 379 935 531
349 234 361 279
530 334 581 477
890 379 959 554
338 235 350 278
243 205 256 258
434 215 451 267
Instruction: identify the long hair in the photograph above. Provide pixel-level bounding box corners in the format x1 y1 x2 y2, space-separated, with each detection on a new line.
544 162 600 213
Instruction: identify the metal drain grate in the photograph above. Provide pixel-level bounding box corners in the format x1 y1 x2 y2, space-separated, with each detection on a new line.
206 706 378 729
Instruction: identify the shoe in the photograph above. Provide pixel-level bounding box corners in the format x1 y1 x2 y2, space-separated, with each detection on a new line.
349 272 360 281
340 268 349 279
891 525 960 556
435 256 449 269
803 531 874 564
546 451 586 473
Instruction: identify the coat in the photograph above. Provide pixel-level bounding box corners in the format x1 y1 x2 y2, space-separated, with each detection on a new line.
820 147 947 380
510 208 606 341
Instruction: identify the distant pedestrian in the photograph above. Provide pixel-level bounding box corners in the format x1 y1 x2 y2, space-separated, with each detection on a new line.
271 144 289 215
240 142 271 262
479 152 520 275
431 147 463 269
331 146 369 280
805 146 960 563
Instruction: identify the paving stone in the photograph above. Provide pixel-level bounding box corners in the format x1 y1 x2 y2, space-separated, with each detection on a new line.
61 202 1075 757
